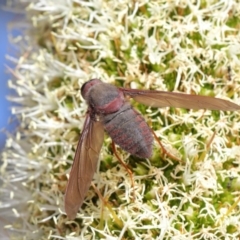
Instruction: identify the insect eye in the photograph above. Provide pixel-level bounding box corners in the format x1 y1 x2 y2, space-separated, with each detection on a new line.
81 79 102 99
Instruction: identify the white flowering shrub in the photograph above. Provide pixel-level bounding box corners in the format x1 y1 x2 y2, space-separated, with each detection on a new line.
1 0 240 239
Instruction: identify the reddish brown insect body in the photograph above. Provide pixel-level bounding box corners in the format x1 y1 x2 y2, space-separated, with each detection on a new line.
65 78 240 219
82 79 153 158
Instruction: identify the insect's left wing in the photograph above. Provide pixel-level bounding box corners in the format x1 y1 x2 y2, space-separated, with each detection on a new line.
120 88 240 111
65 112 104 219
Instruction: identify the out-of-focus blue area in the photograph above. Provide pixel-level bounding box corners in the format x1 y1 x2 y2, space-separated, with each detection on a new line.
0 3 17 151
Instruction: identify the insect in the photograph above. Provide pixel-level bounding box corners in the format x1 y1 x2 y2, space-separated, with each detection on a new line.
65 78 240 219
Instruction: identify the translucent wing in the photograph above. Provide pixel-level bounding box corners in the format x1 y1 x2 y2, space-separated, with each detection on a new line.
120 88 240 111
65 112 104 219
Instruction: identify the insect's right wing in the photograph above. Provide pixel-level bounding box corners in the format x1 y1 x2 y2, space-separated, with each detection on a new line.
64 111 104 220
120 88 240 111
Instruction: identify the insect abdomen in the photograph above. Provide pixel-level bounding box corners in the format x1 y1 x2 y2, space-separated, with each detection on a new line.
103 103 153 158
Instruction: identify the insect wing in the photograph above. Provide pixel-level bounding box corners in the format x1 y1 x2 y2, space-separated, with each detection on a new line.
120 88 240 111
65 112 104 219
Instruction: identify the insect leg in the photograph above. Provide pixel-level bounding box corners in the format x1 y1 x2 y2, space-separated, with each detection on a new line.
151 129 183 163
111 141 135 200
91 182 123 227
197 131 216 163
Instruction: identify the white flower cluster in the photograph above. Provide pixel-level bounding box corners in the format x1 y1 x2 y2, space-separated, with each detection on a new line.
1 0 240 239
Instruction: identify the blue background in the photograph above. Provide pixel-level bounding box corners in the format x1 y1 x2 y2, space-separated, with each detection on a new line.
0 2 17 151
